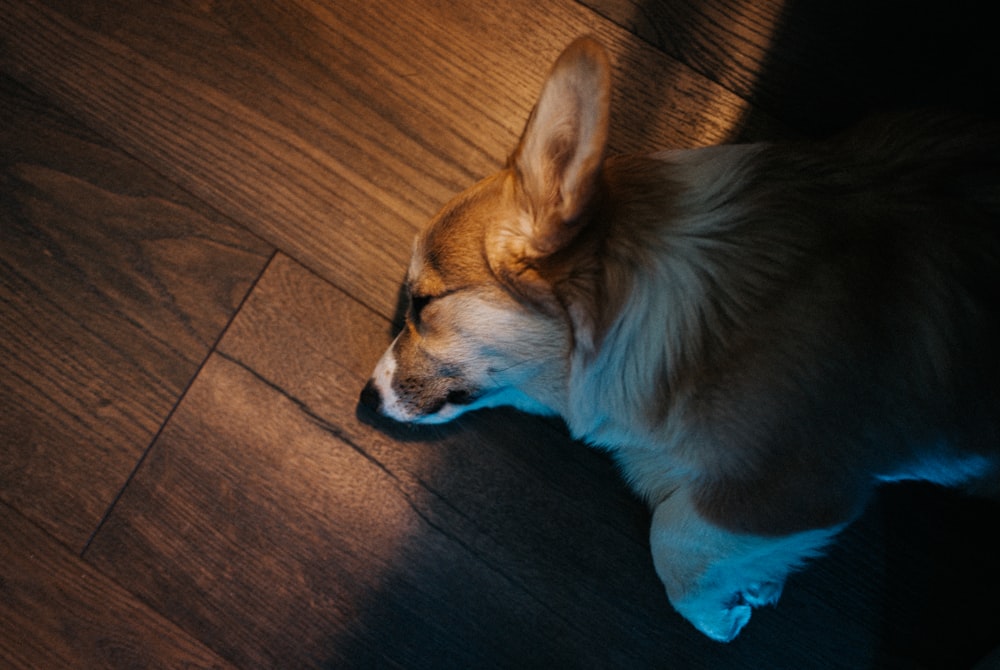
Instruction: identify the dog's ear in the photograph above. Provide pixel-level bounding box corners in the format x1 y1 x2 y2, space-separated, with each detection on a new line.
501 37 611 263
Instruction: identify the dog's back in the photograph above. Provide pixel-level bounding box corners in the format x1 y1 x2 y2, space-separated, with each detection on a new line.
586 112 1000 640
601 114 1000 534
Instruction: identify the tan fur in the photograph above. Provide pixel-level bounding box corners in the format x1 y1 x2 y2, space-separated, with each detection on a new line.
362 37 1000 641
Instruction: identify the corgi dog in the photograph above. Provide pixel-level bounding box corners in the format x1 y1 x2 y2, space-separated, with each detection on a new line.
360 37 1000 641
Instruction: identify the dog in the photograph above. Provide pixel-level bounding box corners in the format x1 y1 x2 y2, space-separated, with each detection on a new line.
359 37 1000 641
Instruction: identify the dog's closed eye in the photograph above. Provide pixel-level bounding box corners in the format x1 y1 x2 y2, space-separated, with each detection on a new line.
409 293 432 324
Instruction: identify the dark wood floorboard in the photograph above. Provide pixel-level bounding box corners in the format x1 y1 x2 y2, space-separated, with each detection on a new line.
0 502 234 669
87 256 683 668
0 0 769 322
0 75 272 549
582 0 1000 135
2 0 999 667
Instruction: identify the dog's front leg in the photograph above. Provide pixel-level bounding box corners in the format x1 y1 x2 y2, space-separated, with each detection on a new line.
649 486 842 642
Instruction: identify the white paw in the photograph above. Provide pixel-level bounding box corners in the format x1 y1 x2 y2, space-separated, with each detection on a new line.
674 581 784 642
648 488 843 642
685 598 753 643
744 580 783 607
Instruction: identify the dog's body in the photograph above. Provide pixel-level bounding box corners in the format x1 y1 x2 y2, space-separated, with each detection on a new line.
361 38 1000 641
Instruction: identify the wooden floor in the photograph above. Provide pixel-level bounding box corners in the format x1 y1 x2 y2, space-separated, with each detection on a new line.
2 1 999 667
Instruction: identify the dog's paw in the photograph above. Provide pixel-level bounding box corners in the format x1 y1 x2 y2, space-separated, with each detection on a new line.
649 490 841 642
681 594 752 643
743 580 783 607
675 581 783 642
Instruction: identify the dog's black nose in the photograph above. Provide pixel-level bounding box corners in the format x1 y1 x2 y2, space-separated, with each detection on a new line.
359 379 382 413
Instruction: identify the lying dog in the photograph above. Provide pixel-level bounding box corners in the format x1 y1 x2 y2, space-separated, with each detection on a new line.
360 37 1000 641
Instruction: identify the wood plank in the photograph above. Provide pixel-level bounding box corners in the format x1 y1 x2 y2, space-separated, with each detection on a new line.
0 0 777 322
580 0 779 110
84 254 1000 667
0 76 273 548
0 502 235 670
84 256 674 668
582 0 1000 134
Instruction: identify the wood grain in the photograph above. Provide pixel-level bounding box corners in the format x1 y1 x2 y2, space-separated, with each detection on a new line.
0 0 772 322
0 76 273 548
84 256 677 668
583 0 1000 134
84 254 1000 668
581 0 780 105
0 502 234 669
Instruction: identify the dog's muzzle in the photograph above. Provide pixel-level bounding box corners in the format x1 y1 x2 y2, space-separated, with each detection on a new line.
361 339 486 424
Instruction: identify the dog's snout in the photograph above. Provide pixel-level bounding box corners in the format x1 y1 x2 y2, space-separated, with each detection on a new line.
359 379 382 413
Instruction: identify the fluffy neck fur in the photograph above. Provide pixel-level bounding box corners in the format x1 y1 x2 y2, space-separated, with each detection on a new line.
558 144 779 451
549 118 1000 510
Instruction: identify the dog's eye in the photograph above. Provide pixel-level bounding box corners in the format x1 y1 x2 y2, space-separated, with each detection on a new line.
409 293 431 323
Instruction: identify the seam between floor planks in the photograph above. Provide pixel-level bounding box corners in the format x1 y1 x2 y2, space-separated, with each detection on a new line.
80 250 282 557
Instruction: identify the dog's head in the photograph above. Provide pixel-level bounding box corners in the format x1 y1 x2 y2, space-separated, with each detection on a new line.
360 37 611 424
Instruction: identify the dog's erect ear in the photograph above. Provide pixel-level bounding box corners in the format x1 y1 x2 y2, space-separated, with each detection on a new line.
506 37 611 259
